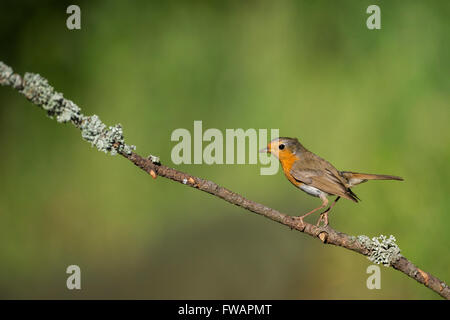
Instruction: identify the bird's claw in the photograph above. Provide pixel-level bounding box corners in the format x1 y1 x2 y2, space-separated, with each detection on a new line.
316 213 329 227
291 216 305 228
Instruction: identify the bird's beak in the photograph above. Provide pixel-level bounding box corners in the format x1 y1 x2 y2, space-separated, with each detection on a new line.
259 146 270 153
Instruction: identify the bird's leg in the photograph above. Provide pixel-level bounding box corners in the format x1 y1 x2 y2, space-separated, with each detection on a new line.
292 195 328 225
317 196 340 226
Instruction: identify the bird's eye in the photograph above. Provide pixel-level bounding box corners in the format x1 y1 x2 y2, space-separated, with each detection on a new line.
279 144 285 150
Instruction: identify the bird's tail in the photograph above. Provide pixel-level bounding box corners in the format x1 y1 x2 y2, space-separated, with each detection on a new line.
340 171 404 187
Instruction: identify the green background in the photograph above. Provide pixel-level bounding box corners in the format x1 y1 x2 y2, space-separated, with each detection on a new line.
0 0 449 299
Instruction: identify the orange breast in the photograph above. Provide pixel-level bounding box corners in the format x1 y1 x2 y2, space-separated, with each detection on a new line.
279 151 301 187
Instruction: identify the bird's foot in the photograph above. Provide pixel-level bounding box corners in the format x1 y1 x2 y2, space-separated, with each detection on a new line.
291 216 306 228
316 212 329 227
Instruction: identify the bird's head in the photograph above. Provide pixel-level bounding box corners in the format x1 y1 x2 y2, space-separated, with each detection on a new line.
259 137 303 160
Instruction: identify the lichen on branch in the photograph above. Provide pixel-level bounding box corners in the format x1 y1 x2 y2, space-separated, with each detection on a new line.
0 61 138 156
357 234 401 266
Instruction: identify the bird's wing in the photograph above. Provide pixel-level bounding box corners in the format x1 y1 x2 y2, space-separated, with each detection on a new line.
289 160 359 202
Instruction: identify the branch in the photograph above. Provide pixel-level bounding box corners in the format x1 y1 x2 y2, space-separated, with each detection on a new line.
1 61 448 299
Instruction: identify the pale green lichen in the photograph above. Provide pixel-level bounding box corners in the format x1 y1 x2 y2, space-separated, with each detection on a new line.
148 154 160 164
76 114 137 155
0 61 139 157
20 73 82 124
0 62 14 85
22 73 55 106
0 61 22 89
58 98 81 123
357 234 401 267
79 115 136 155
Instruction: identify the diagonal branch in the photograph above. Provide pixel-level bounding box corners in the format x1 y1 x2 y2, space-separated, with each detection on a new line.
1 61 448 299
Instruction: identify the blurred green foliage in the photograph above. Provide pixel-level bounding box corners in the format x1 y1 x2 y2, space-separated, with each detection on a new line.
0 0 449 299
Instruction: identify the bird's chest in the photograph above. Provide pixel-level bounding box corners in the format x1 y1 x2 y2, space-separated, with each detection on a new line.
281 157 301 187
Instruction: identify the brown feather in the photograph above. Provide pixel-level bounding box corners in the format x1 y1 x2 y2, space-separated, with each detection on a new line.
340 171 403 187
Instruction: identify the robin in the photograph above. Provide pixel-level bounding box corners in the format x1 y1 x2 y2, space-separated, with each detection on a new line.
260 137 403 226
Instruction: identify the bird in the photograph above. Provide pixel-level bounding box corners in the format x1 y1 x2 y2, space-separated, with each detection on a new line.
260 137 403 226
